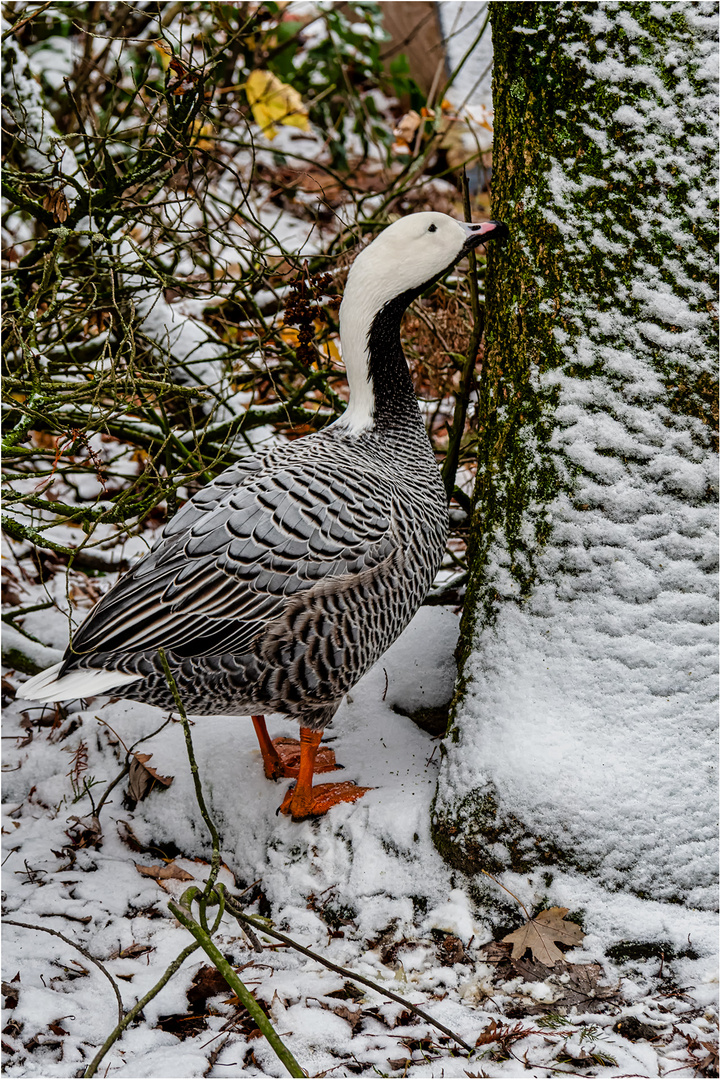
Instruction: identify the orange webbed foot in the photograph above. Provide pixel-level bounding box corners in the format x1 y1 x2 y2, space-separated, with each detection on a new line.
279 781 372 820
265 737 341 780
252 715 341 781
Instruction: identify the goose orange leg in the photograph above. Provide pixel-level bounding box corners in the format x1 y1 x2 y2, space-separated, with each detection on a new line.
251 715 339 780
278 727 371 820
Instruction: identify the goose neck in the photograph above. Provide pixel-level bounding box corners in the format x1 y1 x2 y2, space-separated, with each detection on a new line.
337 279 420 435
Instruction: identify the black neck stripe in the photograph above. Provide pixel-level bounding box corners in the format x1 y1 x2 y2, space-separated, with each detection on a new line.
365 254 463 428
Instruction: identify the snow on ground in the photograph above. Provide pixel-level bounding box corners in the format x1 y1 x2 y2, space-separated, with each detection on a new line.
1 4 717 1076
2 582 718 1077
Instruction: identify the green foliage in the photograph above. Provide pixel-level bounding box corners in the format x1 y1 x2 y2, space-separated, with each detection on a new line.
277 3 397 168
387 52 424 110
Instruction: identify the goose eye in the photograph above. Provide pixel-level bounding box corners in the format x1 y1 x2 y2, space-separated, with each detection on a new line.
428 224 437 233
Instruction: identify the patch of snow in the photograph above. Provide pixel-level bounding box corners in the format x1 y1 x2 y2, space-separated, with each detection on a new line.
2 580 717 1080
1 19 80 182
27 36 76 92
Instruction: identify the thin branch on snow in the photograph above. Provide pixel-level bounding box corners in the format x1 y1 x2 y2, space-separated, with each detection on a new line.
82 941 201 1079
3 918 124 1025
224 896 475 1055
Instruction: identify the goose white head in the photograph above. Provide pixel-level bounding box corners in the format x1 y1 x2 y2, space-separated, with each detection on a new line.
337 212 506 433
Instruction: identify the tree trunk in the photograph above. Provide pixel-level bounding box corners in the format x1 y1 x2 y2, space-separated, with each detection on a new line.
432 1 718 909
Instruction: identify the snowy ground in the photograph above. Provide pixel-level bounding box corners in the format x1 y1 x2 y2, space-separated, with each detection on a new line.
2 3 717 1076
2 563 718 1078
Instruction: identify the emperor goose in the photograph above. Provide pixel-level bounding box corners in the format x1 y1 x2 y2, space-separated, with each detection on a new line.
22 212 507 819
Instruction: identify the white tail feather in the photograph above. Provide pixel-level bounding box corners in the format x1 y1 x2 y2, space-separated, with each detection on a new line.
21 662 143 702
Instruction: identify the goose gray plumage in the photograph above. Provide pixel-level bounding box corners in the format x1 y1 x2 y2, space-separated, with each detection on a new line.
21 211 507 818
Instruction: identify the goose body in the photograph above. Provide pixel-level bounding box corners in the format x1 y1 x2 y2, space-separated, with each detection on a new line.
22 212 506 816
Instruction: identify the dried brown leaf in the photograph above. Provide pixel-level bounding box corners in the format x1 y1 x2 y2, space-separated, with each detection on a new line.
478 940 616 1014
136 861 194 882
42 189 69 223
393 109 422 143
475 1019 503 1046
502 907 584 966
187 965 229 1010
316 1000 363 1032
520 958 617 1013
127 752 173 803
478 941 513 965
698 1040 719 1076
157 1012 207 1038
110 942 153 960
326 981 365 1004
117 819 149 852
2 981 19 1010
65 814 102 849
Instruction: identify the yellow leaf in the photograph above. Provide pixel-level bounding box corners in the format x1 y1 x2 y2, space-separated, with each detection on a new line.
279 323 300 345
318 336 340 365
245 69 309 140
153 39 173 72
190 119 216 151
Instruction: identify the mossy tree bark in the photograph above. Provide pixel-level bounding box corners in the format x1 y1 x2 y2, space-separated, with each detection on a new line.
432 2 718 908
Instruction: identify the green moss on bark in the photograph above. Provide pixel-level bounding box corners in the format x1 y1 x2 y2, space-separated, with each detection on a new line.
433 1 718 888
457 0 717 662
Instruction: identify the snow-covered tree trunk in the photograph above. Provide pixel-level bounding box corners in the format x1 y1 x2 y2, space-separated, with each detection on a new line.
432 2 718 909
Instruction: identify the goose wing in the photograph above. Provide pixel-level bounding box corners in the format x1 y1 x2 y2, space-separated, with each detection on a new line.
65 461 396 663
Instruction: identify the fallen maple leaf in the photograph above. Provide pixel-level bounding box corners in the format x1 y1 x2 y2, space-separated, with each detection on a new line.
502 907 584 966
244 69 309 139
